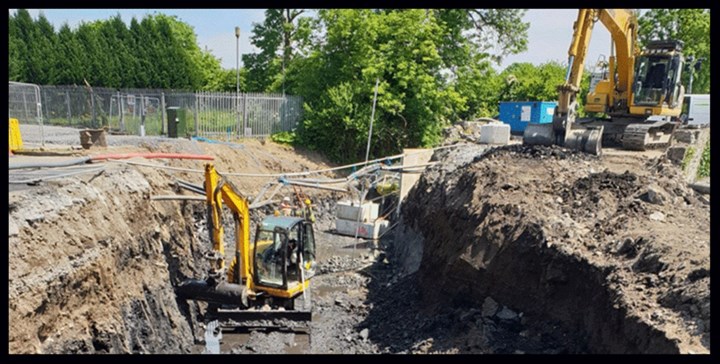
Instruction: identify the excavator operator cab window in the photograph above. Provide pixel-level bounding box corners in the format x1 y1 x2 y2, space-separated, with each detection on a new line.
302 222 316 265
633 55 680 107
285 224 302 283
255 228 288 288
300 221 317 279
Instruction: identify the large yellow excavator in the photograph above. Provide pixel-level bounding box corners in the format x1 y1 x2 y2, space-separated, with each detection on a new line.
524 9 688 155
176 163 316 332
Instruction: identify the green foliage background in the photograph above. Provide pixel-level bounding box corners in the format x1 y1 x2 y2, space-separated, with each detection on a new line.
12 9 706 164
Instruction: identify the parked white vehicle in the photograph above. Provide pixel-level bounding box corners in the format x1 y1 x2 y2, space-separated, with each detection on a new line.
681 94 710 126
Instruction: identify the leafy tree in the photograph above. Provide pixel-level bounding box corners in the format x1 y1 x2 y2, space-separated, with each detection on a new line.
203 68 247 92
295 9 471 163
8 13 27 81
9 9 228 90
54 24 84 85
243 9 316 93
434 9 529 66
454 57 503 119
638 9 710 93
10 10 58 84
75 21 106 86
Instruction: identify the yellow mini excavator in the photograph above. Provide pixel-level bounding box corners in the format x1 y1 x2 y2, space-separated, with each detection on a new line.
524 9 689 155
176 163 316 337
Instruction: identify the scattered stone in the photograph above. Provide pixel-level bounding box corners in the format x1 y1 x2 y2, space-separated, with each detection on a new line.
9 218 19 237
26 214 45 223
459 309 480 322
687 268 709 282
496 306 519 321
615 237 635 256
482 297 499 317
360 328 369 341
633 250 667 274
649 212 665 221
640 186 666 205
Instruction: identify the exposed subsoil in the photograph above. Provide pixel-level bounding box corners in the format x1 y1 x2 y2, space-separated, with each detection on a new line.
389 143 710 354
8 128 710 354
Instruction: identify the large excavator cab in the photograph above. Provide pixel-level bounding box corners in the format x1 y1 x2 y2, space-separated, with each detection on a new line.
632 40 684 109
633 56 683 107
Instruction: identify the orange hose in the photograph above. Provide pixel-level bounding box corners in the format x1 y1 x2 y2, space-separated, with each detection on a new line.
90 152 215 161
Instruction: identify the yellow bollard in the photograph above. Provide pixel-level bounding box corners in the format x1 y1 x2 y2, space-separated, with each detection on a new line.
9 118 23 152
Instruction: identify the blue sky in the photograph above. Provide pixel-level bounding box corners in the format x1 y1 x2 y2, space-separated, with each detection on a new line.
13 9 617 72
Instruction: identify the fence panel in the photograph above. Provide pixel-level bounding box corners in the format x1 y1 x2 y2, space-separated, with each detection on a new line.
8 81 44 145
9 82 303 139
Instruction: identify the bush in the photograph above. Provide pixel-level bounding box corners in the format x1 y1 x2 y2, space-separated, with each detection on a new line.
270 131 296 145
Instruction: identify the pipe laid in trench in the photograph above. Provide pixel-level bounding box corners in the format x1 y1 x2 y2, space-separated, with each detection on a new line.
151 195 206 201
689 182 710 195
9 156 92 170
90 153 215 161
176 280 247 307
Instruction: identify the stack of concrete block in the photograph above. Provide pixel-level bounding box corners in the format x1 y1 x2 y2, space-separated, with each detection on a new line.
479 122 510 145
335 200 389 240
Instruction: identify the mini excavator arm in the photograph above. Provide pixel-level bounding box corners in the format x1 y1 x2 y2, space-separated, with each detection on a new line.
204 163 254 290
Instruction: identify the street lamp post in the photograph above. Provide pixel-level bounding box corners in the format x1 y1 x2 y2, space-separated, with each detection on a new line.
235 26 241 137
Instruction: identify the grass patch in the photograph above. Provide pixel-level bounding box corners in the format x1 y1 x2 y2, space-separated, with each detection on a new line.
697 140 710 179
681 146 695 171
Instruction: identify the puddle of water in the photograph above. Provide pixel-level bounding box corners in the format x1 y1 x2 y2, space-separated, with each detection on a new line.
193 331 311 354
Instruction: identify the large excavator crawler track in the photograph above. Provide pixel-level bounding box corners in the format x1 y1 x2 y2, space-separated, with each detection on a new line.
622 121 677 151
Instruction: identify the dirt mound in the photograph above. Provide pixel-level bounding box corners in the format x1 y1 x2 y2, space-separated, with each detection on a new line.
392 144 710 353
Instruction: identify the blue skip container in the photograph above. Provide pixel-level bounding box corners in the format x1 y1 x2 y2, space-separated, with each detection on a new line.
498 101 557 133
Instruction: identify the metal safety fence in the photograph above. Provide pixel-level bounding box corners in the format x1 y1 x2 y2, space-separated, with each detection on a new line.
196 91 303 139
8 82 303 141
8 81 44 145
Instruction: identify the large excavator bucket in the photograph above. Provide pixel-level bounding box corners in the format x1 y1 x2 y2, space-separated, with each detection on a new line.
523 123 604 156
523 123 556 146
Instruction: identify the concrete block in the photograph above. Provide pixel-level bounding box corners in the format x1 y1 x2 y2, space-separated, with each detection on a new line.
336 201 379 222
335 218 390 240
674 129 700 144
666 146 687 165
479 123 510 145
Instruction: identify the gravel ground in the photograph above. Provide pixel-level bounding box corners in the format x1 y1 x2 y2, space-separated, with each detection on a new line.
19 124 204 153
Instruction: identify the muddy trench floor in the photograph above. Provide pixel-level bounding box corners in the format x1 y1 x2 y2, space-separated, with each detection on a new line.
190 217 589 355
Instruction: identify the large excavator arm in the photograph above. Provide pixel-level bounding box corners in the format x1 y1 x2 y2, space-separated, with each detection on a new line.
555 9 638 136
